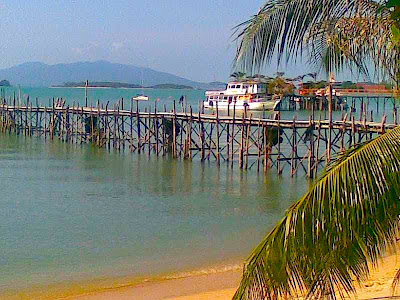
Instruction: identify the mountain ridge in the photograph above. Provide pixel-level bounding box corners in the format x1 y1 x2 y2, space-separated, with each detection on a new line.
0 60 225 89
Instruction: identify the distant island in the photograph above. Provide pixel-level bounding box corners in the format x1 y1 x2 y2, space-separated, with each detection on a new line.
54 81 141 88
149 84 193 89
53 81 194 89
0 80 11 86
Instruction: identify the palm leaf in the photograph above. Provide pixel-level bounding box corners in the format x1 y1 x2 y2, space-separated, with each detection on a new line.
233 126 400 300
233 0 389 77
307 15 399 82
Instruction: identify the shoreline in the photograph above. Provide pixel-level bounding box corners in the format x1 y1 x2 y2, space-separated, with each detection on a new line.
78 250 400 300
3 251 400 300
74 270 241 300
0 262 243 300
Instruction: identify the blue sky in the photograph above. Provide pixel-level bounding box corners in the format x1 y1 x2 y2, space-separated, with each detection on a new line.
0 1 343 82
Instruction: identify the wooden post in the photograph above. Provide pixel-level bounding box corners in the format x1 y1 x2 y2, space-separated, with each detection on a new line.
44 106 47 139
244 114 251 170
199 107 205 161
231 101 236 164
130 98 134 151
173 100 177 158
327 83 333 163
340 113 346 152
155 101 159 155
188 106 193 159
291 115 296 176
263 124 269 173
351 114 356 146
257 119 261 172
216 101 220 165
307 115 314 178
85 80 88 107
136 99 141 153
277 112 282 174
315 114 322 175
239 112 244 169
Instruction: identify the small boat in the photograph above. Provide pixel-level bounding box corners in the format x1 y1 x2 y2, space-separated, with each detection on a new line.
204 80 280 111
133 94 149 101
133 71 149 101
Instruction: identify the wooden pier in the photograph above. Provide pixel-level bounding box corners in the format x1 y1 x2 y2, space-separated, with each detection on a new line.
0 98 396 178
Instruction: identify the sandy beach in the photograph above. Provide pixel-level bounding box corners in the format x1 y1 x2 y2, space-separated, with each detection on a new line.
74 271 241 300
3 250 400 300
75 251 400 300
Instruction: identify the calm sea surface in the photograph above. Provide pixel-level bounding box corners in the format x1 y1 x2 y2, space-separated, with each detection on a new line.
0 86 386 293
0 86 396 121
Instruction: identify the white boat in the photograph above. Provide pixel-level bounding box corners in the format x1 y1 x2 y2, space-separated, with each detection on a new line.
204 80 280 111
133 71 149 101
133 94 149 101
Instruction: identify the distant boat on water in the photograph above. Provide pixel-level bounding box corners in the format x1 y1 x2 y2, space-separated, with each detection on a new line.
133 94 149 101
133 71 149 101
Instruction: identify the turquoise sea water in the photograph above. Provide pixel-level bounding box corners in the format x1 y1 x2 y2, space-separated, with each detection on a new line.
2 86 206 112
0 86 391 294
0 130 307 293
1 86 397 121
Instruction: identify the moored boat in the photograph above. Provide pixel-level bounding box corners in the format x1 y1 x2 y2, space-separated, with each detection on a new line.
133 94 149 101
204 80 280 110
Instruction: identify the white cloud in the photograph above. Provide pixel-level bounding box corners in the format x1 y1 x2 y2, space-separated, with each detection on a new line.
71 42 102 56
111 42 124 52
72 47 84 55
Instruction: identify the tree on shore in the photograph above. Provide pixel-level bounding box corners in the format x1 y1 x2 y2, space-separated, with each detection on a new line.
230 72 248 81
232 0 400 299
267 72 295 95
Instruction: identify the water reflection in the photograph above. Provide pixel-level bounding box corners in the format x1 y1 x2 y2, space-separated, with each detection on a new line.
0 133 308 291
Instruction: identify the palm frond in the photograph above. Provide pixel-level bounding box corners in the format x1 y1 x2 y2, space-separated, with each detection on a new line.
233 0 387 75
307 15 398 82
392 266 400 294
233 126 400 300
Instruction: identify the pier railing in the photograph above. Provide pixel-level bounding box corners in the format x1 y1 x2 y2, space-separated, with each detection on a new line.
0 100 395 178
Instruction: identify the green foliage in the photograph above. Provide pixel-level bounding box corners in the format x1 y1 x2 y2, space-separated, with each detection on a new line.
340 81 359 89
302 80 327 89
230 72 248 81
392 23 400 45
268 77 295 95
380 80 394 89
233 127 400 300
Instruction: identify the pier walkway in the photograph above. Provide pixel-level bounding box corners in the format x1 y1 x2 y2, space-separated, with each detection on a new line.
0 100 396 177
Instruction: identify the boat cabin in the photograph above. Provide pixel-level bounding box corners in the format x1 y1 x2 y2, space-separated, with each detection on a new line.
205 81 268 102
225 82 268 94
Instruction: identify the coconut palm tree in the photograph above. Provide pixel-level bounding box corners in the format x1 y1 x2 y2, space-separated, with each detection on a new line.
234 0 399 84
232 1 400 299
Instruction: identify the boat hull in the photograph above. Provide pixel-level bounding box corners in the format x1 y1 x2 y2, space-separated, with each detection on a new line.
203 100 279 111
133 96 149 101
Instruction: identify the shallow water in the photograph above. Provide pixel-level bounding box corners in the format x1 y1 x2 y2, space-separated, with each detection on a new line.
0 132 308 292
